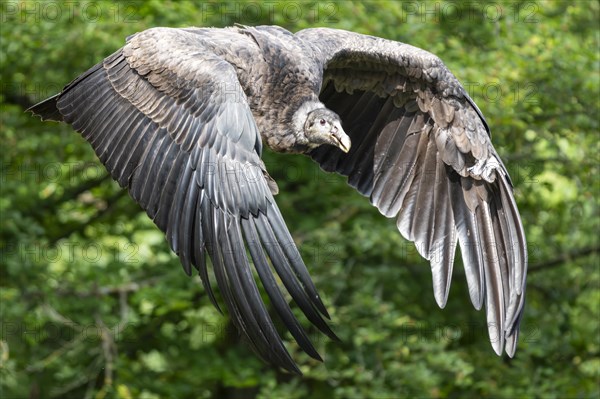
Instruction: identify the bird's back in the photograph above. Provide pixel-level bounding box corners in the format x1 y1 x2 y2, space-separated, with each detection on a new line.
173 26 323 152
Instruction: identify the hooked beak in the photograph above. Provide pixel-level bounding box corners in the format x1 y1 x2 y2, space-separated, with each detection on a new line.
329 122 351 153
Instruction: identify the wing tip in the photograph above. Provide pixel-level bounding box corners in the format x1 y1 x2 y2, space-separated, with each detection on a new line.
434 294 448 309
505 336 518 358
27 94 64 122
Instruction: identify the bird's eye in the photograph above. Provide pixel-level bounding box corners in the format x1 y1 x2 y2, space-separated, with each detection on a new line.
319 119 326 126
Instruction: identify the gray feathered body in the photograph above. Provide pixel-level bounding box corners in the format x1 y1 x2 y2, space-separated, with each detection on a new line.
169 26 323 153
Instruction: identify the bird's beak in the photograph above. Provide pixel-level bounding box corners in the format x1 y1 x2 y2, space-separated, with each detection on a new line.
329 122 351 153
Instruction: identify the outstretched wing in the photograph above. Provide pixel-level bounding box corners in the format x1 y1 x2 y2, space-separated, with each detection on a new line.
29 27 336 373
298 28 527 356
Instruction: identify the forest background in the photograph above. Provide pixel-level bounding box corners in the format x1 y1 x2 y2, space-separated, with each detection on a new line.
1 1 598 398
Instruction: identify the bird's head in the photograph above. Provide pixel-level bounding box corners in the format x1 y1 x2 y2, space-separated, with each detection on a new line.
304 108 351 153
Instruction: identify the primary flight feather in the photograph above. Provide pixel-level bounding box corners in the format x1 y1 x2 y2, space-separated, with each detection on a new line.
29 25 527 373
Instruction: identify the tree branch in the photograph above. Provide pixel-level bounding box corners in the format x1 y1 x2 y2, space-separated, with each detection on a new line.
95 314 116 389
48 189 128 244
528 246 599 273
39 172 111 212
54 276 163 298
3 91 35 110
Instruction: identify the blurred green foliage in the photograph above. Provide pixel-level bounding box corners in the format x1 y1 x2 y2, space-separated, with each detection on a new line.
1 1 598 398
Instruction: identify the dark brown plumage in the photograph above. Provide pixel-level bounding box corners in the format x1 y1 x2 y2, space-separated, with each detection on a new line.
29 25 527 373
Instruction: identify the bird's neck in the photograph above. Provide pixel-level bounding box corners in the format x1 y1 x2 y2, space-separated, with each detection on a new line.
230 27 324 153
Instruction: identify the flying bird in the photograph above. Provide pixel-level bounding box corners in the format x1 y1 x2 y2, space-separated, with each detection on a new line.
29 25 527 373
